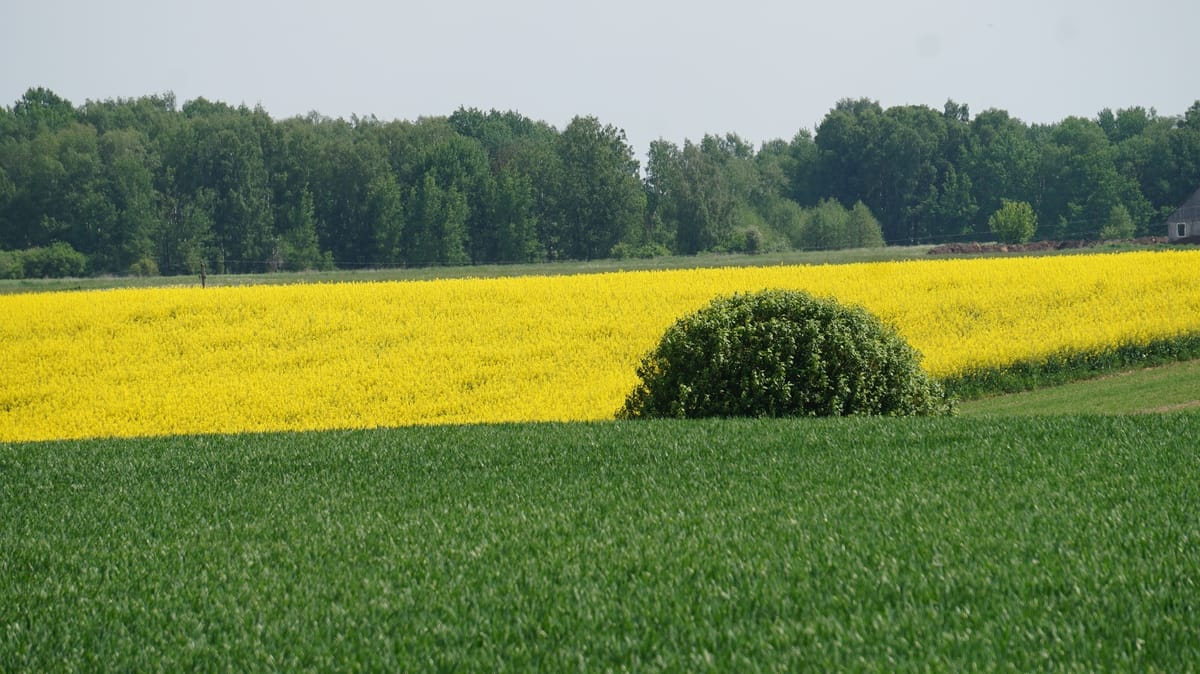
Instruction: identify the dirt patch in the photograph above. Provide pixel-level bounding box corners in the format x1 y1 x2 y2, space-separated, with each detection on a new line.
1089 362 1179 381
1137 400 1200 414
927 237 1176 255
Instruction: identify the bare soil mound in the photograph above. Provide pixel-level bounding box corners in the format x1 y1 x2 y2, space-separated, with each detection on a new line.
927 237 1173 255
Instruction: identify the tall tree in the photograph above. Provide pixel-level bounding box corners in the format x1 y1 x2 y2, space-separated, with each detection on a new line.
1037 117 1133 239
306 119 399 267
490 167 540 262
814 98 888 230
966 109 1038 238
645 139 737 254
846 201 886 248
269 116 331 268
94 128 159 271
10 87 77 138
553 116 645 260
416 133 496 263
642 139 682 251
405 173 468 266
0 129 65 249
163 104 275 272
157 179 215 275
272 185 327 271
1165 102 1200 221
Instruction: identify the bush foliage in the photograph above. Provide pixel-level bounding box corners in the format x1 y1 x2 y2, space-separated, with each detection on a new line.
619 289 950 419
942 332 1200 400
988 199 1037 244
6 242 90 278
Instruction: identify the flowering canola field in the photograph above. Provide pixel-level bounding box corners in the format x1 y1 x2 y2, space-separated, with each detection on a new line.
3 250 1200 442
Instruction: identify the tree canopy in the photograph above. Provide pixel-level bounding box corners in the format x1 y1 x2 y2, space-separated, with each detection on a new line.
1 87 1197 277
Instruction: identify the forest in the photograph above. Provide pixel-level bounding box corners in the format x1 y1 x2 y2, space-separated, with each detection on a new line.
0 86 1198 277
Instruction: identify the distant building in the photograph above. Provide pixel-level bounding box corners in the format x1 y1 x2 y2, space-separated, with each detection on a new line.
1167 186 1200 241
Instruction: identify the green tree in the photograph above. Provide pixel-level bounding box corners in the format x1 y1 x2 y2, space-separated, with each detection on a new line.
674 139 737 253
801 199 849 250
758 197 807 249
988 199 1037 243
846 201 886 248
814 98 885 218
909 165 978 241
10 87 77 138
0 104 15 139
491 168 540 262
0 249 22 279
882 104 956 243
1098 106 1154 143
0 133 52 249
504 124 563 260
365 172 406 264
782 130 821 206
448 107 544 167
645 136 763 255
304 119 401 267
164 104 275 272
0 123 115 265
95 128 160 272
405 173 468 266
1163 103 1200 222
816 99 965 244
0 165 14 232
1104 110 1170 232
1099 203 1135 240
417 133 495 263
554 116 645 259
157 182 215 275
1038 117 1133 239
20 241 88 277
966 109 1038 238
642 139 683 251
275 186 330 271
79 93 178 143
618 289 949 419
270 116 327 265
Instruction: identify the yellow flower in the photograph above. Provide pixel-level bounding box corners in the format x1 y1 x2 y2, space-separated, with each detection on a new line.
3 250 1199 441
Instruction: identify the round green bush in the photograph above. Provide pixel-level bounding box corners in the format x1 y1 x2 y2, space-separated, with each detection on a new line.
618 289 951 419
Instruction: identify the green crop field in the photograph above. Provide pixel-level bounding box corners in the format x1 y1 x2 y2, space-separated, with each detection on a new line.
5 247 1198 670
3 414 1198 671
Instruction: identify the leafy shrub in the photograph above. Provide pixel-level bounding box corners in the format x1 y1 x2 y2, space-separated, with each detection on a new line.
0 250 23 279
941 332 1200 400
129 257 159 277
610 242 671 260
21 242 88 278
845 201 886 248
795 199 886 251
619 289 951 419
988 199 1037 244
1099 204 1135 240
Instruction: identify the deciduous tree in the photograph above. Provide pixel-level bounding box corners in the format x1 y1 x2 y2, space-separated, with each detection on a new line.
988 199 1037 244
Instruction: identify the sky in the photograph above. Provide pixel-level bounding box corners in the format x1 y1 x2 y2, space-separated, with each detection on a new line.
3 0 1198 160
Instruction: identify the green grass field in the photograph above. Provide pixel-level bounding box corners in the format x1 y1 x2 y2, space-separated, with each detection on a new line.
5 239 1181 295
3 415 1198 671
958 359 1200 416
0 245 939 295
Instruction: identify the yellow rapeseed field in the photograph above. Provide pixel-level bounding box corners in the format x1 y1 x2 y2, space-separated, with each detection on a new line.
3 250 1200 441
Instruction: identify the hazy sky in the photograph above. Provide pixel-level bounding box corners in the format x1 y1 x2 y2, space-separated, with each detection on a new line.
4 0 1198 159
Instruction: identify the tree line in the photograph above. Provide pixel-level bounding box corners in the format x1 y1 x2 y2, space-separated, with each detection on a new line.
1 87 1198 277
